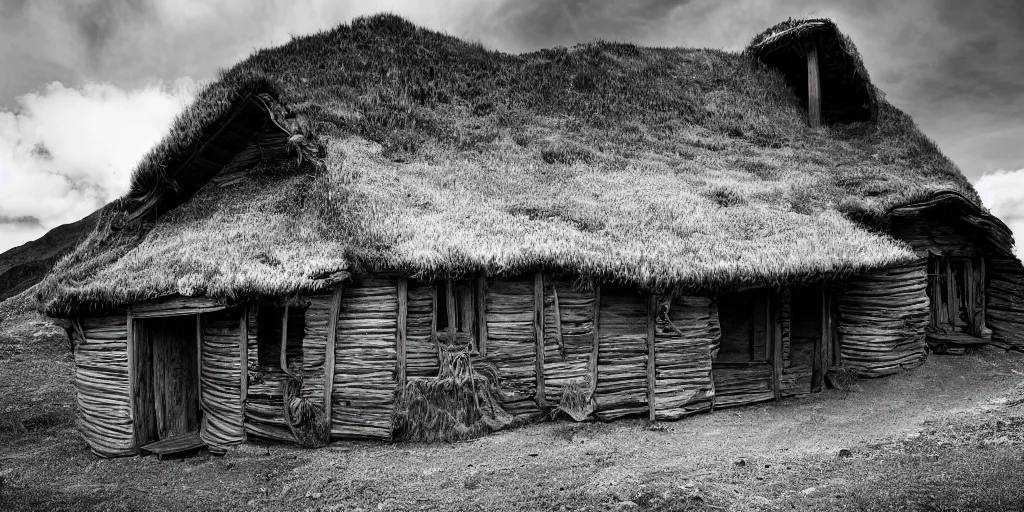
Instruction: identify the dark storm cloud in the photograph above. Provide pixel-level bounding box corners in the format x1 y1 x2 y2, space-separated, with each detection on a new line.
0 215 44 228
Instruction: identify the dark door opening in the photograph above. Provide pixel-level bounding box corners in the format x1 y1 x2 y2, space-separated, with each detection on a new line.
132 315 202 448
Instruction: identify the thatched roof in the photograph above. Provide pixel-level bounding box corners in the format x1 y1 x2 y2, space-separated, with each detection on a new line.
34 15 1008 317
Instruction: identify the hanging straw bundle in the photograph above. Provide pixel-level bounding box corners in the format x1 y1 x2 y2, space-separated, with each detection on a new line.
393 344 512 442
281 373 331 448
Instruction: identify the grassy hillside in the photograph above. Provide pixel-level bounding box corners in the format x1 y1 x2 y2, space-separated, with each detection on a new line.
0 210 99 303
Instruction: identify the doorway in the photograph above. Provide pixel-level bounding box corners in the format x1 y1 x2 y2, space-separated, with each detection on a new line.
132 315 202 448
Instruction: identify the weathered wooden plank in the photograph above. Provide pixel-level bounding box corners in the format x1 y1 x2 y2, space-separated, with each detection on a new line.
534 273 546 409
476 276 488 357
646 293 657 422
397 280 407 388
805 39 821 128
589 283 601 402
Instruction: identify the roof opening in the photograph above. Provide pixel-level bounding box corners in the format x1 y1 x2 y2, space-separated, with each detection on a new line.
749 19 876 126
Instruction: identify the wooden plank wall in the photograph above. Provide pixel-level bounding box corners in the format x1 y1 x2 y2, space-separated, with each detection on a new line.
653 296 715 420
405 282 437 377
331 278 398 440
889 215 983 257
836 261 930 377
485 279 541 418
303 296 332 403
541 280 596 406
594 287 648 420
200 309 244 447
988 257 1024 350
74 315 135 457
242 307 294 443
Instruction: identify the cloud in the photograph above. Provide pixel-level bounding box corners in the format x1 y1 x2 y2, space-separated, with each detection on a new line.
0 80 195 252
976 169 1024 256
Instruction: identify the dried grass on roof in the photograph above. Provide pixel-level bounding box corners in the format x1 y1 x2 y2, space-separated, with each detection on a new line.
36 14 987 316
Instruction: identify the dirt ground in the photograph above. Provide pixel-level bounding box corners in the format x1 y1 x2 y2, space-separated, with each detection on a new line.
2 312 1024 512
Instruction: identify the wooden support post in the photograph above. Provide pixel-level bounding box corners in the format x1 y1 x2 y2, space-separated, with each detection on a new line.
646 293 658 422
280 304 289 372
812 284 825 393
805 39 821 128
534 272 546 409
238 306 248 440
476 276 488 357
196 313 203 407
397 279 408 388
445 279 457 342
978 257 990 337
588 283 602 401
325 287 342 431
552 284 564 359
771 291 782 401
126 313 137 450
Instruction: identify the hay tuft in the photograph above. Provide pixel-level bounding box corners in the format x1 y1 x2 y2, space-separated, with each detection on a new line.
393 347 511 442
281 373 331 448
557 379 595 421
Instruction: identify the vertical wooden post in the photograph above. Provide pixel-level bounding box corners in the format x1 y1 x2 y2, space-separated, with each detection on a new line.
476 276 488 356
238 306 248 440
397 279 408 388
812 284 825 393
646 293 658 422
771 290 782 401
324 287 342 431
588 283 602 401
534 273 546 409
196 313 203 405
805 39 821 128
126 313 138 451
445 279 457 341
280 304 289 372
978 257 989 337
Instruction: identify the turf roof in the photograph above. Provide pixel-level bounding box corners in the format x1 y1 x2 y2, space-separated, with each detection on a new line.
36 14 997 316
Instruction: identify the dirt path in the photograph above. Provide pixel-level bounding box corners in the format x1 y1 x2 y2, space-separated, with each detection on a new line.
2 318 1024 511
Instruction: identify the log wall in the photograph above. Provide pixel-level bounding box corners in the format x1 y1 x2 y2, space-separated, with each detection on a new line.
653 296 715 420
405 282 437 377
331 277 398 440
541 280 596 406
594 287 649 420
889 215 983 257
242 306 296 443
74 315 135 457
199 310 244 447
988 257 1024 351
836 261 930 377
485 278 541 418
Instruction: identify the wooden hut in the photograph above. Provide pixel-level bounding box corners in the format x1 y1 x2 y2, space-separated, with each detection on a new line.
33 16 1023 458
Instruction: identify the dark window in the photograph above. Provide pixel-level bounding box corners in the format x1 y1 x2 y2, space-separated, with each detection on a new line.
436 280 477 347
256 303 305 371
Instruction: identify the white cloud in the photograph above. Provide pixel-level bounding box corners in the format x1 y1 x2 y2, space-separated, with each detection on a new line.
976 169 1024 256
0 80 195 252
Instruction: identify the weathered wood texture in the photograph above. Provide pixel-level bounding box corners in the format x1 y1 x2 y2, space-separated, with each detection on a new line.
199 308 244 448
533 273 546 408
836 261 930 377
594 287 649 420
242 306 295 443
130 296 226 318
713 290 774 408
781 286 818 397
889 214 985 258
405 282 438 377
654 296 715 420
987 257 1024 351
485 278 541 418
805 40 821 128
332 278 398 440
74 315 135 457
541 280 596 406
303 295 332 404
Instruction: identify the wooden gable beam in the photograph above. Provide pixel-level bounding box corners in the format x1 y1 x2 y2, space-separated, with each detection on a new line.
805 39 821 128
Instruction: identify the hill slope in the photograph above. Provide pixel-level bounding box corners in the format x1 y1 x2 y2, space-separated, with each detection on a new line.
0 210 100 303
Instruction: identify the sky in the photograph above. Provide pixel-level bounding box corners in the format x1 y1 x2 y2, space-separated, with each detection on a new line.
0 0 1022 254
